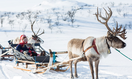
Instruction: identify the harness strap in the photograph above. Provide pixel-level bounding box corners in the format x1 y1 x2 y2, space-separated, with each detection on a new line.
83 39 100 55
92 39 100 55
83 45 95 53
105 37 110 49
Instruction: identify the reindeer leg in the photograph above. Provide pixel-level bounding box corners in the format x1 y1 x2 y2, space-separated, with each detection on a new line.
69 61 74 79
74 59 78 78
88 58 94 79
95 59 100 79
68 51 74 79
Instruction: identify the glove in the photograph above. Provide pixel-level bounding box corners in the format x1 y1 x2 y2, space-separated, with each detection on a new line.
28 50 32 56
30 54 32 56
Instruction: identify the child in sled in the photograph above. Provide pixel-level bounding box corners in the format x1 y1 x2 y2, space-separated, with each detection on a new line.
16 34 38 56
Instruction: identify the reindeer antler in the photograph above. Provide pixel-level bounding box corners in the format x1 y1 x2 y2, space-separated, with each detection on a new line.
94 7 113 34
31 21 36 36
31 20 44 36
94 7 127 39
113 22 127 39
37 30 45 36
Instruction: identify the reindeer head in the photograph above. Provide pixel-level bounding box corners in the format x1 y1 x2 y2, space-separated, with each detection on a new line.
95 7 126 48
30 21 44 44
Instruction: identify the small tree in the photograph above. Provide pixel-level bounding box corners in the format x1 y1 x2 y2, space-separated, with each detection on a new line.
25 10 39 24
16 13 20 19
46 16 52 33
61 13 68 21
67 7 80 27
54 12 61 26
0 15 5 27
45 10 53 33
8 19 14 29
116 8 122 15
67 10 76 27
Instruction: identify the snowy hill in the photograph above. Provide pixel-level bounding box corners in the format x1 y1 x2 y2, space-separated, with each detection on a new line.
0 0 132 79
30 0 88 10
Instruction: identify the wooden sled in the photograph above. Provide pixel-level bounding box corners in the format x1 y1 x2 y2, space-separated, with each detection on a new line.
8 40 51 73
49 49 70 72
34 54 83 74
8 40 70 74
0 44 14 61
34 49 84 74
13 49 70 74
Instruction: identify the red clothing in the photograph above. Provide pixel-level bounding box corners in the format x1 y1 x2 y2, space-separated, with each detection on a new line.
16 42 37 56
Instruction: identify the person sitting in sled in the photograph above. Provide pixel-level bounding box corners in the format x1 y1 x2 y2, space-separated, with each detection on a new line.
16 34 38 56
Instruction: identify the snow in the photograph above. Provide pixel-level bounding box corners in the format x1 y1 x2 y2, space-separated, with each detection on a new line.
0 0 44 12
0 0 132 79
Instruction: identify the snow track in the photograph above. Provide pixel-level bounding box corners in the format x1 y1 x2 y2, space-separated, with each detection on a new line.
0 59 132 79
0 61 37 79
0 63 10 79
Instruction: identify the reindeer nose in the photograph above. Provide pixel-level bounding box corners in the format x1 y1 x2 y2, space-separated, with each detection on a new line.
122 43 126 47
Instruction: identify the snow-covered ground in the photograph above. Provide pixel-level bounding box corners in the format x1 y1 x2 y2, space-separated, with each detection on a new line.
0 0 132 79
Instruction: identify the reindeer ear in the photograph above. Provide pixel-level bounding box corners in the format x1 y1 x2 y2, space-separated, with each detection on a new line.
107 31 113 37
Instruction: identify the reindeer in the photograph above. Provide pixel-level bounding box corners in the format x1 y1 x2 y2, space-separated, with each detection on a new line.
67 7 126 79
13 21 44 44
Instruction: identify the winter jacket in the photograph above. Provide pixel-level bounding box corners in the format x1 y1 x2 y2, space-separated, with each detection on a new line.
16 43 37 56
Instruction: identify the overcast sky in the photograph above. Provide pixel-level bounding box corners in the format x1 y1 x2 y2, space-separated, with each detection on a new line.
0 0 44 12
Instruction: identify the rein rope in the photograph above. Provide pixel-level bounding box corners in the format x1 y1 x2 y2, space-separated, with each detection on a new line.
115 48 132 61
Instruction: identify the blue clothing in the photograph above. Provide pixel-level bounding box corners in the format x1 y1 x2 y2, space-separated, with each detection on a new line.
16 44 29 52
16 43 37 56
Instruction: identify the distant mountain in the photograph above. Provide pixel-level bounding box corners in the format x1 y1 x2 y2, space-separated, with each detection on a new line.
30 0 89 11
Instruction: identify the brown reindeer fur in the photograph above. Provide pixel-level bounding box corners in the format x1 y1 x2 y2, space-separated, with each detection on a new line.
67 36 126 79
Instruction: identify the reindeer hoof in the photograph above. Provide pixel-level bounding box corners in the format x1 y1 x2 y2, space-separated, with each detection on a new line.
71 75 74 79
71 77 74 79
75 74 78 78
